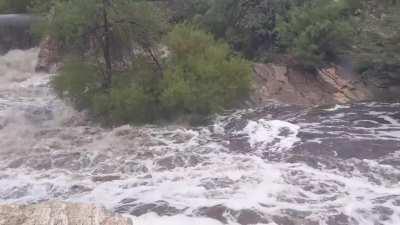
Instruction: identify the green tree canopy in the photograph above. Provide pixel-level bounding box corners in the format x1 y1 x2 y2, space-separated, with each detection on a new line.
352 0 400 79
43 0 166 88
0 0 33 13
276 0 358 68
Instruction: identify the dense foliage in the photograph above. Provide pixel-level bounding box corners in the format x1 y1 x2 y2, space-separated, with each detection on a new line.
52 24 251 124
276 0 356 68
200 0 309 60
162 24 251 115
0 0 32 13
351 1 400 79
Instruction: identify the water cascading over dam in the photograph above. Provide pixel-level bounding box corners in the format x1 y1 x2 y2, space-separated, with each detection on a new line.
0 14 39 54
0 48 399 225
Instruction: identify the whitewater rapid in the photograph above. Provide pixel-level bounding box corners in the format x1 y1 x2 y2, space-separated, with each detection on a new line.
0 49 399 225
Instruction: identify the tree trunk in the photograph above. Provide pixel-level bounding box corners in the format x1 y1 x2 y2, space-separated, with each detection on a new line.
102 0 112 89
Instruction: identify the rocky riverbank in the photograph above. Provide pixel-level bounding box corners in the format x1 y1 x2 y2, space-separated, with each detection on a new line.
0 202 132 225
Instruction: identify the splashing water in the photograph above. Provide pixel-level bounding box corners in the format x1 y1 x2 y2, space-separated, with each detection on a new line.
0 49 399 225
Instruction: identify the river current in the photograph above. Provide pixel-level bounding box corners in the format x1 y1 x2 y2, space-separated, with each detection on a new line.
0 49 399 225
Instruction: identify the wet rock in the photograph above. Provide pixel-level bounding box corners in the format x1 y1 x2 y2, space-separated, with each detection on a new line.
24 107 53 123
326 213 354 225
373 195 400 204
115 200 138 214
196 205 233 224
236 209 268 225
7 158 25 168
26 156 51 170
0 201 132 225
68 184 92 195
92 154 109 164
92 163 117 174
353 120 381 128
136 151 154 160
188 154 204 167
114 127 132 137
1 185 30 200
227 138 252 154
155 155 185 170
195 205 268 225
273 216 318 225
92 175 121 182
120 161 148 174
380 158 400 168
273 216 295 225
372 206 394 221
52 152 85 171
281 209 312 219
171 132 195 144
127 201 181 216
200 177 235 190
294 139 400 160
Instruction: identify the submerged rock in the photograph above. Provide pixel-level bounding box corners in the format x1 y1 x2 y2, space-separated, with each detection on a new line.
0 202 132 225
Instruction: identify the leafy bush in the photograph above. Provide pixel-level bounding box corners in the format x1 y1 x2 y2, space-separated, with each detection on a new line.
52 60 100 110
161 24 252 116
351 2 400 79
0 0 32 13
276 0 355 68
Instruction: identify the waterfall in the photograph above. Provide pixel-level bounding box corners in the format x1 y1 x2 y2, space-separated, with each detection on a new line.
0 14 39 54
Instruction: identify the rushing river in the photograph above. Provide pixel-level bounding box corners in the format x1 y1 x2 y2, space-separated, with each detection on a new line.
0 49 399 225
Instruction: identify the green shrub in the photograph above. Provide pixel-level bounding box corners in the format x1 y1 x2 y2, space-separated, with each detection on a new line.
351 3 400 79
276 0 355 68
51 60 100 110
0 0 32 13
53 59 162 125
162 24 252 116
92 86 159 124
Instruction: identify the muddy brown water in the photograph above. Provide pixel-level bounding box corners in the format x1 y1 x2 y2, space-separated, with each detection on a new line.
0 49 399 225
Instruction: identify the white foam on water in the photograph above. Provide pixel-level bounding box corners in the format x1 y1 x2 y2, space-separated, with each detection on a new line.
0 49 39 88
238 119 300 151
132 213 225 225
131 213 279 225
323 104 350 111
